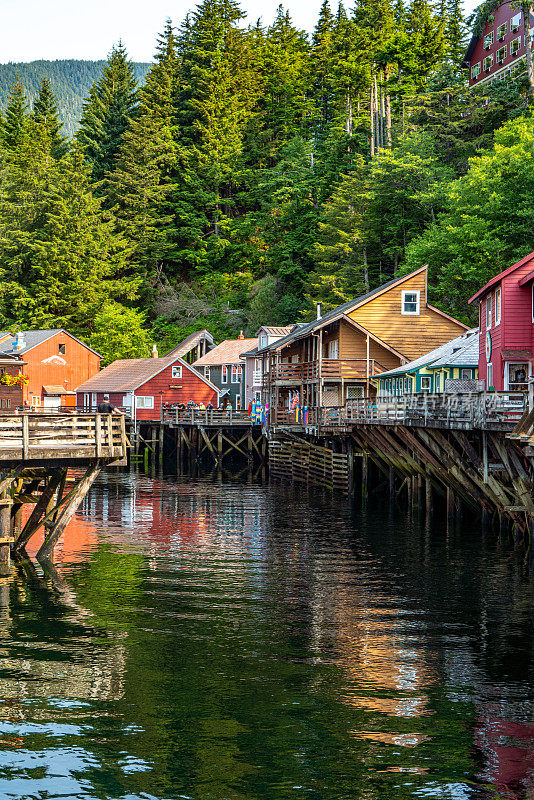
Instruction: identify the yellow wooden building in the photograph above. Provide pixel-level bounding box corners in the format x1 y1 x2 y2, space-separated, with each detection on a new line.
259 266 468 413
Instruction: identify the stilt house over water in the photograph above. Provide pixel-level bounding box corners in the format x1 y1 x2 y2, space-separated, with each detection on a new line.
259 266 467 418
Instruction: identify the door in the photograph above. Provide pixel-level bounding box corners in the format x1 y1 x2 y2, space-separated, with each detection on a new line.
43 395 61 409
328 340 339 359
323 386 340 407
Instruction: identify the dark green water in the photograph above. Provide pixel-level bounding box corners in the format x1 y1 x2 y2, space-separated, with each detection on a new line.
0 470 533 800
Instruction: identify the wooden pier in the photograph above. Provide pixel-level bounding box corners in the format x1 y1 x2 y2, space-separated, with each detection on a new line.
0 413 128 567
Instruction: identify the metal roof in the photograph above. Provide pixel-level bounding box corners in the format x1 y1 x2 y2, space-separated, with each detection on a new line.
163 329 214 358
0 329 101 357
378 329 479 378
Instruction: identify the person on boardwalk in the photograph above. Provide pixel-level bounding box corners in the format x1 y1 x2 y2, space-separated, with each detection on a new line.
97 394 121 414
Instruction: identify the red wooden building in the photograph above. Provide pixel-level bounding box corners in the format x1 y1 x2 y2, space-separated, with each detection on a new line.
463 3 534 88
0 329 100 409
468 251 534 391
76 354 219 420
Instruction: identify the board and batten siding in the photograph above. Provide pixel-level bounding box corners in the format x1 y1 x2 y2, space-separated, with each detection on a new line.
349 269 466 360
338 320 400 370
23 331 100 405
134 362 217 420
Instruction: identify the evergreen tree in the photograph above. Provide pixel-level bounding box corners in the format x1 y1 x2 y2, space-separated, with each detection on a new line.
77 42 139 183
32 77 67 158
2 78 29 150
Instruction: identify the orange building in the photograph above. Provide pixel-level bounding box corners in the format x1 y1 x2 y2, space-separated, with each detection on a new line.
0 329 100 409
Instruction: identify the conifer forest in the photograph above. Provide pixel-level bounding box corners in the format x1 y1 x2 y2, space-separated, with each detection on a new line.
0 0 532 361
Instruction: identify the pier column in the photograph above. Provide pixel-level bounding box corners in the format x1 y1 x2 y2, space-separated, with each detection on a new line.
362 454 368 505
0 499 13 577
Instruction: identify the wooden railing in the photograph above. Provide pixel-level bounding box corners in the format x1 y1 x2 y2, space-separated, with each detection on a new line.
161 408 254 426
266 359 389 384
0 413 128 461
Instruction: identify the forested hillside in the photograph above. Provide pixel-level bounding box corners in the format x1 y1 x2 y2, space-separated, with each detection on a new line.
0 60 150 134
0 0 531 362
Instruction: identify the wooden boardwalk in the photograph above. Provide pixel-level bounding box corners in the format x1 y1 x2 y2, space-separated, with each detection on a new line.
0 413 128 565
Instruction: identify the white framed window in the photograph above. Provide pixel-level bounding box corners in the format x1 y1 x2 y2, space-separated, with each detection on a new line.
486 295 492 329
497 45 506 63
171 365 182 379
461 368 473 379
136 396 154 408
471 61 481 79
235 394 242 410
402 290 420 315
511 11 521 31
222 365 228 384
231 364 242 383
511 35 521 55
497 21 507 39
204 366 210 382
421 376 432 391
484 31 494 48
495 286 501 325
484 54 494 71
487 362 493 389
328 340 339 359
259 335 267 349
435 373 441 392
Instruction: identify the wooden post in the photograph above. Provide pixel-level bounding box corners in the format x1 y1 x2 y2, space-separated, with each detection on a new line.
446 486 455 525
15 469 66 551
37 461 101 560
425 477 432 519
389 466 395 503
362 453 368 505
22 414 29 460
0 499 12 577
159 425 164 466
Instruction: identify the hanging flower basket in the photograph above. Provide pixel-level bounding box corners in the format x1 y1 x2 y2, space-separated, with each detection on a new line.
0 372 29 388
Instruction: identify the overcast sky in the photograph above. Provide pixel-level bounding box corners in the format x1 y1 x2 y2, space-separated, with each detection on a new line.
1 0 479 64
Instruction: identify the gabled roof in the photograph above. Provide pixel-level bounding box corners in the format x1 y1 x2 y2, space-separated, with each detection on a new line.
257 266 457 355
163 329 214 359
468 251 534 304
193 338 258 366
257 325 294 337
76 355 219 394
0 329 101 358
378 328 479 378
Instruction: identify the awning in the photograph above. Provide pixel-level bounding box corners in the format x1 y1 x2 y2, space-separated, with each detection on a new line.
219 388 230 398
43 385 75 395
501 350 532 361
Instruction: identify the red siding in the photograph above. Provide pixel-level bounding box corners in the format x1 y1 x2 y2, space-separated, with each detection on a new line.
77 360 217 420
468 4 529 87
478 255 534 389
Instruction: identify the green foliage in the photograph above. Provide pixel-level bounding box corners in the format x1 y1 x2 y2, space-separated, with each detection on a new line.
32 77 68 158
404 113 534 322
88 303 152 365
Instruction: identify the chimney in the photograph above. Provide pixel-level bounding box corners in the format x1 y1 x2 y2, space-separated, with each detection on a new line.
238 331 244 340
12 331 25 352
316 303 322 320
151 344 158 358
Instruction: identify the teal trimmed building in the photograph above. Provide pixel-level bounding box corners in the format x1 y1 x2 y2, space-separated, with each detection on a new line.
377 328 479 396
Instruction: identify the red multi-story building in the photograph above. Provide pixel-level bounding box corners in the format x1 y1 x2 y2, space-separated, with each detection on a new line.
463 4 533 88
468 251 534 391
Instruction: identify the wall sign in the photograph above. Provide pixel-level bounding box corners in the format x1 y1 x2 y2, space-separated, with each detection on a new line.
485 330 492 361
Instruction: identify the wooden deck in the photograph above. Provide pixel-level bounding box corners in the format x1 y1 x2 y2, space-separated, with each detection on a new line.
161 409 255 427
0 413 128 464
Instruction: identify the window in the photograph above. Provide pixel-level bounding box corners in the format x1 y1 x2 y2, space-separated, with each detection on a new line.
58 343 66 355
204 366 211 382
511 11 521 31
328 340 339 359
136 396 154 408
497 45 507 63
497 21 507 39
435 373 441 392
487 362 493 389
495 286 501 325
486 295 492 329
511 36 521 55
222 365 228 384
461 368 473 379
171 365 182 379
404 376 413 394
421 376 432 391
484 54 494 71
346 385 364 399
259 335 267 349
471 61 481 79
402 290 420 315
235 394 242 410
484 31 494 48
231 365 242 383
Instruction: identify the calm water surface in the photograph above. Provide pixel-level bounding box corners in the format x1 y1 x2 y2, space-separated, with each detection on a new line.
0 469 533 800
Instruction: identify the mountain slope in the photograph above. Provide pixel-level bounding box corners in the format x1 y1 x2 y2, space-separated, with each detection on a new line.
0 60 150 135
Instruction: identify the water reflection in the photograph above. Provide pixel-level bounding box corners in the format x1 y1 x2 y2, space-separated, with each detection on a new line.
0 470 531 799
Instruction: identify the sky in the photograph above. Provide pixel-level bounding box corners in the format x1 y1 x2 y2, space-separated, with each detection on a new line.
1 0 480 64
